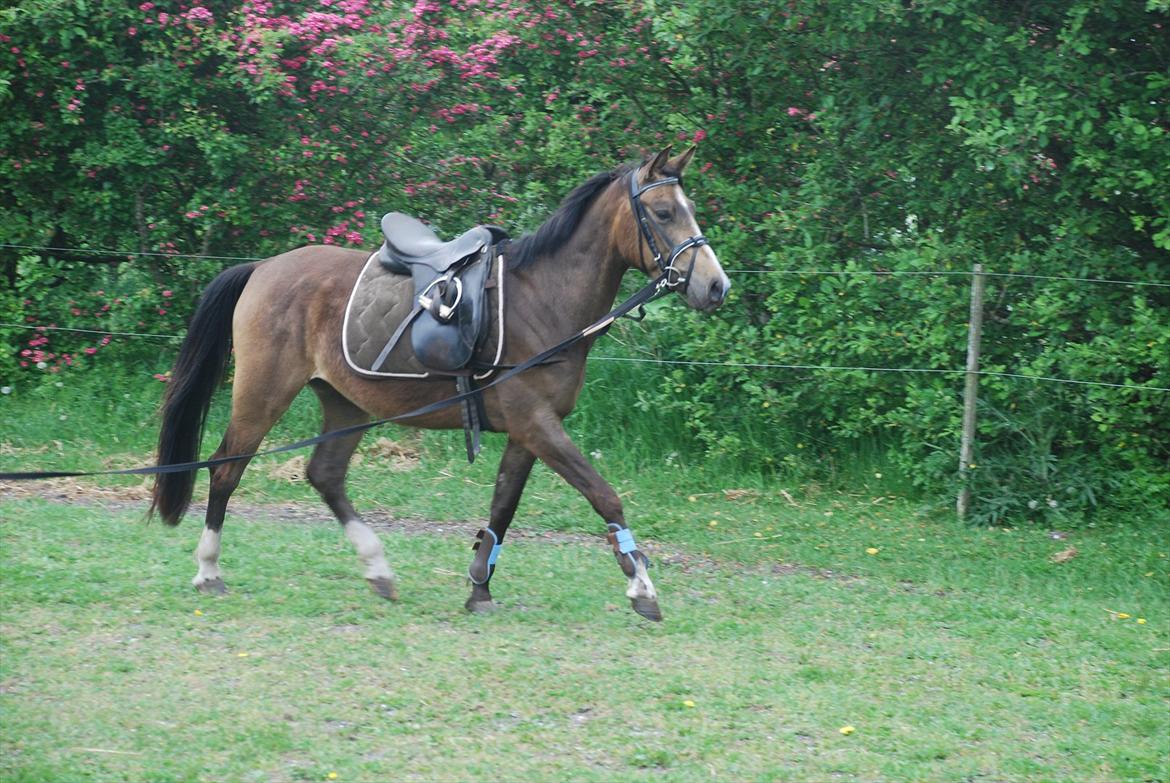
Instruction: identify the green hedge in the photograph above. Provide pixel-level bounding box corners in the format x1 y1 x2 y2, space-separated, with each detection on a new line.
3 0 1167 521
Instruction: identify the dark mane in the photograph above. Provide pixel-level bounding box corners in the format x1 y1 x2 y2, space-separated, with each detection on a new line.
507 165 632 269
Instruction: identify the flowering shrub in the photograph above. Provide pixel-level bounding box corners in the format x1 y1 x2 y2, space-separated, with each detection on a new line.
1 0 1166 518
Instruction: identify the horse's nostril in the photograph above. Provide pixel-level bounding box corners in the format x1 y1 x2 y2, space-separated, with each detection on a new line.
709 277 727 305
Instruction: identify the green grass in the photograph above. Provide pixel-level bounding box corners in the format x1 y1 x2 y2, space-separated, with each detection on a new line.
2 491 1168 782
2 367 1169 781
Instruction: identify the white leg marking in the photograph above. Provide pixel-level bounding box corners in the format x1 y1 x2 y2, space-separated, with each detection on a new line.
625 557 657 601
192 527 222 587
344 519 394 581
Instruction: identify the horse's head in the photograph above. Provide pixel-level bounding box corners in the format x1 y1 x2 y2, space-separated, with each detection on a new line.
627 146 730 312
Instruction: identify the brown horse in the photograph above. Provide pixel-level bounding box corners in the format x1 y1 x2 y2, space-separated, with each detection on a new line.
149 146 729 621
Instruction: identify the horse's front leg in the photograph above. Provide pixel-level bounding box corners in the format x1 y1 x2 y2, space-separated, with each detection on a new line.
518 418 661 621
465 438 536 613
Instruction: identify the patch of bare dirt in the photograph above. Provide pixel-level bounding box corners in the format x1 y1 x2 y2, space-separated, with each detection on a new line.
362 437 421 471
264 455 308 483
0 478 863 583
1 476 154 505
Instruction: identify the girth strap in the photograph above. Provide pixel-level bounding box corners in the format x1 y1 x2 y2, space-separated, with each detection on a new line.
456 375 482 463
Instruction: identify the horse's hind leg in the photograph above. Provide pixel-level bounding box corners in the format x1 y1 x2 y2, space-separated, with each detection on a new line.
306 380 397 601
466 438 536 613
194 371 304 594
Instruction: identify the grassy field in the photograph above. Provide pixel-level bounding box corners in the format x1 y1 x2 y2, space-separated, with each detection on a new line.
2 371 1169 781
2 477 1168 782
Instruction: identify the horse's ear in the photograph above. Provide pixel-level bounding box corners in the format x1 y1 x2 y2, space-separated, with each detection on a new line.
641 146 673 181
664 145 696 176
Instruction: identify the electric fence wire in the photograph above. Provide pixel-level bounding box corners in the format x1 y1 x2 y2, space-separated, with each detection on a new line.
727 268 1170 288
0 323 181 341
0 243 266 264
588 355 1170 393
3 321 1166 393
4 242 1170 288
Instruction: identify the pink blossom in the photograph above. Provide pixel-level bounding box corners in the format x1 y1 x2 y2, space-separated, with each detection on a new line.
184 6 214 23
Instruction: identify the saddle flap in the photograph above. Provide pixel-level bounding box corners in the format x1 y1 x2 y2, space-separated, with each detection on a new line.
411 246 493 371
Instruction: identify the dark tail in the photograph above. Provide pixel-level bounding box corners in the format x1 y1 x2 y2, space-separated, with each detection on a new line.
150 263 257 525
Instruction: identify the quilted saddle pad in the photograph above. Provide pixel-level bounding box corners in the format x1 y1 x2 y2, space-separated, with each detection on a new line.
341 252 504 379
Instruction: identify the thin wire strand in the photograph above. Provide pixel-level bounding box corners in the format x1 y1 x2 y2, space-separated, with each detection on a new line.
0 323 182 340
983 271 1170 287
0 243 266 263
590 355 1170 393
725 269 970 276
6 322 1164 392
6 242 1169 288
722 268 1170 287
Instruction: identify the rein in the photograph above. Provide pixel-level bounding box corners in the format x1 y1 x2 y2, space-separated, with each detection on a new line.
0 271 674 482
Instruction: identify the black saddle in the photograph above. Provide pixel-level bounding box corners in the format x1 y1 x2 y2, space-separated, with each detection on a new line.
373 212 507 374
378 212 507 274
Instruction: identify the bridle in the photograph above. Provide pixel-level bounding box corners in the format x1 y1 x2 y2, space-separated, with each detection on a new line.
628 170 710 293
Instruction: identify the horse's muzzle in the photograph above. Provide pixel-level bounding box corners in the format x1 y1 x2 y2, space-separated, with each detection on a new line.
705 274 730 310
687 267 730 312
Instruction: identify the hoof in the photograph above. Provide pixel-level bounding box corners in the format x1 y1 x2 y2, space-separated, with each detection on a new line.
464 597 498 614
366 576 399 601
630 596 663 622
194 577 227 595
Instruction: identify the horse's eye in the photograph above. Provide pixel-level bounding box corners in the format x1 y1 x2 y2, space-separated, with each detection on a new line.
654 209 672 222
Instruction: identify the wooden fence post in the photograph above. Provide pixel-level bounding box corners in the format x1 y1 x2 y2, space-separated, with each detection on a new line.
957 263 986 520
